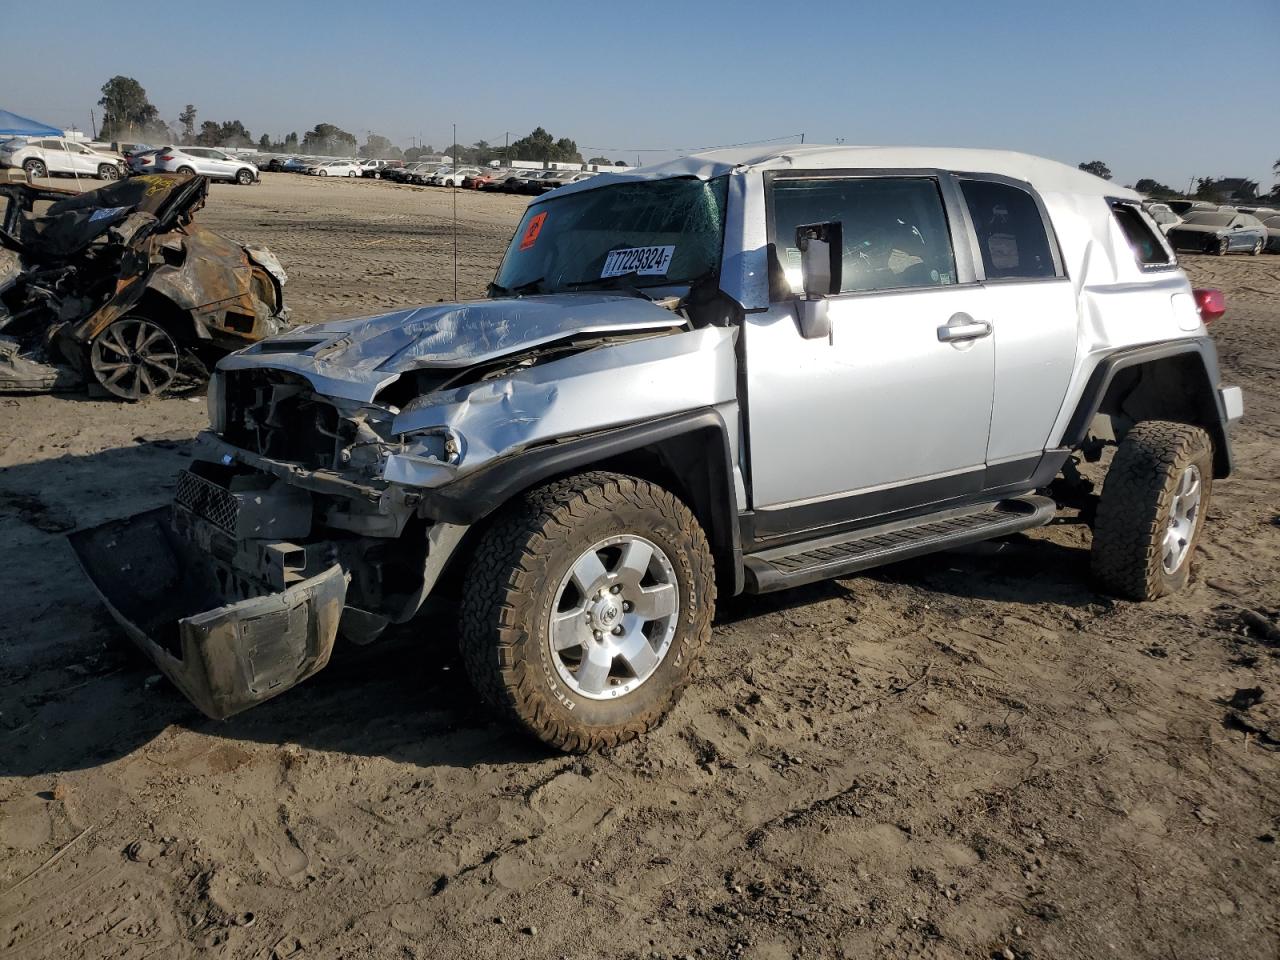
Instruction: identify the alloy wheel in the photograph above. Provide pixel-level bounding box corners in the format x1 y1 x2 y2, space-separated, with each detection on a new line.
548 534 680 699
1162 464 1202 574
89 318 181 400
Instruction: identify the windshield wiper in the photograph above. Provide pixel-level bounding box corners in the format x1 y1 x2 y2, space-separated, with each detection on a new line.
562 272 652 299
488 276 547 298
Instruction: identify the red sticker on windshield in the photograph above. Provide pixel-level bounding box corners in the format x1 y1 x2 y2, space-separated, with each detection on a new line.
519 212 547 250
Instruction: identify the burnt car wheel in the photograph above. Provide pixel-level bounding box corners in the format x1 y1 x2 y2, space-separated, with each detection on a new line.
97 163 120 181
460 471 715 753
236 168 254 185
23 158 46 177
89 317 182 400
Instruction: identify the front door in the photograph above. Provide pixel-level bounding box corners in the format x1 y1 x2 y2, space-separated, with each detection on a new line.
744 172 995 538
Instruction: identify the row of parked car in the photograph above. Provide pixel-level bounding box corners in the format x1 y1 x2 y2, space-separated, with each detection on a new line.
1142 198 1280 254
262 154 602 194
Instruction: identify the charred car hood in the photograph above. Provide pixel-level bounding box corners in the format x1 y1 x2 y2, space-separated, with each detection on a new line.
222 294 686 402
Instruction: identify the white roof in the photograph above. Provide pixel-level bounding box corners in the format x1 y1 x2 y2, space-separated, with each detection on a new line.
537 145 1137 204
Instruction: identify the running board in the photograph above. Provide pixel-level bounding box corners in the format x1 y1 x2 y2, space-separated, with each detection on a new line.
742 495 1057 593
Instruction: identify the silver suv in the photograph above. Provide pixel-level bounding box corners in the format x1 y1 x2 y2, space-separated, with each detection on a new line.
74 146 1243 752
152 146 258 184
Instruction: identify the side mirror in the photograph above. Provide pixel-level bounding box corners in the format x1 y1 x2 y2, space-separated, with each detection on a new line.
795 221 842 340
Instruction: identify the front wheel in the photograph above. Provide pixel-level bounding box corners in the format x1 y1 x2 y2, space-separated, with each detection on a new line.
460 472 715 752
97 163 120 181
1252 238 1264 256
235 168 254 185
1217 236 1231 256
1091 421 1214 600
89 316 182 400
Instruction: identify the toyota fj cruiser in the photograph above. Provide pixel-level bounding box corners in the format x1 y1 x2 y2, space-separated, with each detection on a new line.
73 146 1243 752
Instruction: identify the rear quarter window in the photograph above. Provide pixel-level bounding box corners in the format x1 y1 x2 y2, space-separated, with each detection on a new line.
1110 201 1173 267
959 179 1060 280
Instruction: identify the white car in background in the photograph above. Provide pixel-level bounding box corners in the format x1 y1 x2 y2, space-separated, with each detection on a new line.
435 166 481 186
0 137 124 180
307 160 361 177
152 146 259 185
1144 202 1182 235
355 158 388 178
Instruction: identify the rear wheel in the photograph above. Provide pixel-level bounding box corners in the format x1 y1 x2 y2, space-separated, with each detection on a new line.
1091 420 1214 600
22 158 46 177
460 472 715 752
177 166 196 177
89 317 182 400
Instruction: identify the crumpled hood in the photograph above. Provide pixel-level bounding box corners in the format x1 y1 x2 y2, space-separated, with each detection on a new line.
221 293 686 403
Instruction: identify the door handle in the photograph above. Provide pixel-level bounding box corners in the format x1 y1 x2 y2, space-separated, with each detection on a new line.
937 314 992 343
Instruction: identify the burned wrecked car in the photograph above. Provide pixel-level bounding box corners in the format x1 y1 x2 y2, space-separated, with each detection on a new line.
73 148 1241 753
0 173 287 399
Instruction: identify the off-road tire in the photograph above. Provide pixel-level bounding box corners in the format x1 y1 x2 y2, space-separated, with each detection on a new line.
459 471 715 753
1091 420 1214 601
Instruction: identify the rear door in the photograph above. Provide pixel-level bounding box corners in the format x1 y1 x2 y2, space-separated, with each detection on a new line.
744 170 996 537
954 176 1076 484
38 140 72 173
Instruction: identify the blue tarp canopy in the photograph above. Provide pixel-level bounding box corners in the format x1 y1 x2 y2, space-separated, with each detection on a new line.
0 109 63 138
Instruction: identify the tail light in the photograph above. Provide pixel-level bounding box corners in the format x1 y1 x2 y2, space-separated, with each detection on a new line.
158 154 174 162
1192 288 1226 324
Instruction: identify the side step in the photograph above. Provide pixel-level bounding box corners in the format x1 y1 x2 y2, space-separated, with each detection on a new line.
743 495 1057 593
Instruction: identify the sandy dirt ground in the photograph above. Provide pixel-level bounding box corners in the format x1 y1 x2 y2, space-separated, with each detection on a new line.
1 174 1277 960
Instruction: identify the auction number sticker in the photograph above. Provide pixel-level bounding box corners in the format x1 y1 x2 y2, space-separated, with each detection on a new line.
601 245 675 278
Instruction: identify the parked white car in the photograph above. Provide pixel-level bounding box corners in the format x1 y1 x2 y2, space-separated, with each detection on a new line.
307 160 361 178
435 166 481 186
0 137 124 180
1144 202 1182 235
152 147 259 185
355 158 388 178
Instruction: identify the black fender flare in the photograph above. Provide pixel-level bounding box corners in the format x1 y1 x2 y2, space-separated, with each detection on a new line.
416 407 745 595
1061 337 1234 477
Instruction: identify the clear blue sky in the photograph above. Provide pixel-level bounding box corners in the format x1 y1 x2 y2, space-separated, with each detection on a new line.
9 0 1279 189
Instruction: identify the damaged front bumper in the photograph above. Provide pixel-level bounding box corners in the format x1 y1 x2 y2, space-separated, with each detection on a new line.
69 507 346 719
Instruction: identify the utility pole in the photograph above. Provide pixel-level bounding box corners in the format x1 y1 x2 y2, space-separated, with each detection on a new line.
89 108 97 139
452 122 458 301
800 132 805 144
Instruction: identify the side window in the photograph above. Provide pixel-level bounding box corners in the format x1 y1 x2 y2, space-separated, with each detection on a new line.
959 179 1059 280
38 140 61 150
1110 202 1172 267
770 176 957 295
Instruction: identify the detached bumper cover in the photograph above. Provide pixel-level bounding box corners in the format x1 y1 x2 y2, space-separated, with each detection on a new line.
69 507 345 719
